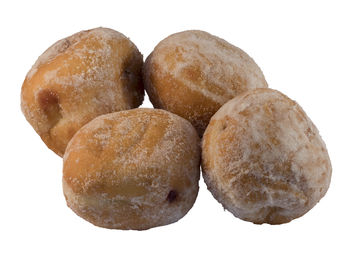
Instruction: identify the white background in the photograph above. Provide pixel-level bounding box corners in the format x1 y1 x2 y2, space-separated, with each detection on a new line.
1 0 349 253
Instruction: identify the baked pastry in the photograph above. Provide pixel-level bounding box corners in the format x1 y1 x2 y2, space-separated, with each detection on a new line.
143 30 268 136
63 108 200 230
202 88 332 224
21 27 144 156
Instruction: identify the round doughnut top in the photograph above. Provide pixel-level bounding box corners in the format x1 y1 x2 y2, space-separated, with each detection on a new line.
21 27 144 156
63 108 200 229
202 88 332 224
144 30 268 135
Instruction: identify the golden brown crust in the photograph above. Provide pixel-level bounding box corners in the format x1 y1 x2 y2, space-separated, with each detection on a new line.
63 108 200 230
143 30 268 136
202 88 332 224
21 27 144 156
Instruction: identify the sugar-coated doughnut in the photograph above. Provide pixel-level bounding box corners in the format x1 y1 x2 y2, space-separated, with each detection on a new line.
202 88 332 224
63 108 200 230
21 27 144 156
144 30 268 136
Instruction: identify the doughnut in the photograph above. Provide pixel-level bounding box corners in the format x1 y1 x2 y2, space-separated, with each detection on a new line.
62 108 200 230
202 88 332 224
143 30 268 136
21 27 144 156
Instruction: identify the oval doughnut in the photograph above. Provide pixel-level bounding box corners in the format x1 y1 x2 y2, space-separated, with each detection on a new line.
202 88 332 224
63 108 200 230
21 27 144 156
144 30 268 135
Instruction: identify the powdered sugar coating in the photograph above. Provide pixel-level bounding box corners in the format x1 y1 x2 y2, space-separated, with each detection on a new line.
144 30 268 135
202 88 332 224
63 108 200 230
21 27 144 156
